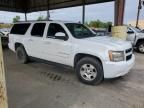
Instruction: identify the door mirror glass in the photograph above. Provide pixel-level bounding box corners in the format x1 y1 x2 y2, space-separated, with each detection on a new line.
55 32 67 40
55 32 66 37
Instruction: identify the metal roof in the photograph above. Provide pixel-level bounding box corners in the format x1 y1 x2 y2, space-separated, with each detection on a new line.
0 0 114 13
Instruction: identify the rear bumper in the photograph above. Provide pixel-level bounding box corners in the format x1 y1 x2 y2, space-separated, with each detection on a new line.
103 54 135 78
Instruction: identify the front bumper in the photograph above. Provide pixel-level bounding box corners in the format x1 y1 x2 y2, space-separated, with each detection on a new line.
103 54 135 78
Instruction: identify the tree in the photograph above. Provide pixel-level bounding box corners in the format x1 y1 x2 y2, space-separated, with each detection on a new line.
85 20 112 28
84 21 89 26
13 16 20 23
37 16 47 21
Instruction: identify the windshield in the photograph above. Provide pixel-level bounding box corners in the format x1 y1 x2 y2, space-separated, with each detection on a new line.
65 23 95 39
130 26 141 33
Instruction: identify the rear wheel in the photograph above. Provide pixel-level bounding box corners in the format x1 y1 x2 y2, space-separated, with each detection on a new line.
75 57 104 85
16 46 28 64
137 42 144 54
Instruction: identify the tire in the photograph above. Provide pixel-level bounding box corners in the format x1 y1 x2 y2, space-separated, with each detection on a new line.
75 57 104 85
137 41 144 54
16 46 28 64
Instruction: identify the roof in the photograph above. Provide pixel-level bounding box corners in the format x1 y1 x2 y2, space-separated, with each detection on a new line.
14 20 78 24
0 0 114 13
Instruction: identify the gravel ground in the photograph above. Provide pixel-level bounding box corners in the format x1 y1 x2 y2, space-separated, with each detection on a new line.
3 48 144 108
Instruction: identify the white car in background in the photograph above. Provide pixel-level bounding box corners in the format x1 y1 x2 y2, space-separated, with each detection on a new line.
0 28 9 46
127 26 144 53
9 21 135 85
141 29 144 33
0 28 10 36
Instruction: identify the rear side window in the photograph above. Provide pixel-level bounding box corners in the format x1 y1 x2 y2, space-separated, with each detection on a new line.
31 23 46 37
47 23 66 37
10 23 31 35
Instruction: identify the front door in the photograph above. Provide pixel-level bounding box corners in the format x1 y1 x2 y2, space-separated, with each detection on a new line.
42 23 72 65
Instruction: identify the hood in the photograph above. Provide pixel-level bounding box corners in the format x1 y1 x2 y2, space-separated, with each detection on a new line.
83 36 132 50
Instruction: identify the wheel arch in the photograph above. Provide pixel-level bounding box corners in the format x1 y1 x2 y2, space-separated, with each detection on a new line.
74 53 103 68
15 42 24 50
14 43 27 55
136 39 144 47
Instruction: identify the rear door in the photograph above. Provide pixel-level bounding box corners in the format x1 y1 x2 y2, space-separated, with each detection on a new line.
25 23 46 58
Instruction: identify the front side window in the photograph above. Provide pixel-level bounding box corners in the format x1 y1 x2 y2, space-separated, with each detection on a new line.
65 23 95 39
10 23 31 35
47 23 66 38
31 23 46 37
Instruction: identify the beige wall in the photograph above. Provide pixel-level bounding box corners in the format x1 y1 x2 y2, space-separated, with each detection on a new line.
0 40 8 108
128 20 144 29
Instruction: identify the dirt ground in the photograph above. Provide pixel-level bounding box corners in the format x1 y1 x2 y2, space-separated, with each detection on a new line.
3 48 144 108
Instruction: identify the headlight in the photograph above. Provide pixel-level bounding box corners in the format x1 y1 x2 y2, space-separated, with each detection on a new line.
109 51 124 62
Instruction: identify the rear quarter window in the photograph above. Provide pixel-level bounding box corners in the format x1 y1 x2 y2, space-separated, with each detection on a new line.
10 23 31 35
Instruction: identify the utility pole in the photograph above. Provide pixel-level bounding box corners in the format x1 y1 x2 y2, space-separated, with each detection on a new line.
136 0 142 27
82 0 85 24
25 13 27 21
47 0 50 20
47 10 50 20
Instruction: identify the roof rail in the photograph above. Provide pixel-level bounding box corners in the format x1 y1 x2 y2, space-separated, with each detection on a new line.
17 19 53 23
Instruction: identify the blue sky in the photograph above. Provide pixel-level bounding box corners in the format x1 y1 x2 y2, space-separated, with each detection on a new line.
0 0 143 24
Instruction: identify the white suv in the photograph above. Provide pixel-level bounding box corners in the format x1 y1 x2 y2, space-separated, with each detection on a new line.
9 21 135 85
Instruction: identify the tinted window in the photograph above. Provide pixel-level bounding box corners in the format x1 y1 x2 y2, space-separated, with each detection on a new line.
31 23 46 37
10 23 30 35
47 23 66 38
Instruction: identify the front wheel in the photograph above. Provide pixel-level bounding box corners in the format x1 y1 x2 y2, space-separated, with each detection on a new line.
137 42 144 54
75 57 104 85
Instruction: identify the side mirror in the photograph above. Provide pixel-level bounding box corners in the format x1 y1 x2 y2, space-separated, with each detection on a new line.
55 32 67 40
55 32 66 37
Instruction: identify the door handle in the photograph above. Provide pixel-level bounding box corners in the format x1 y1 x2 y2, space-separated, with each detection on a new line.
44 41 51 44
28 39 33 42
